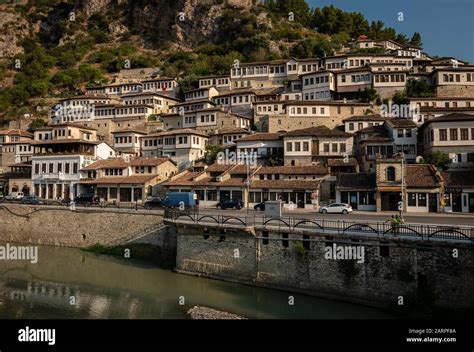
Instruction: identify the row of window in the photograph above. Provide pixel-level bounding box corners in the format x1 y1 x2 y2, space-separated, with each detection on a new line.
434 128 474 142
340 74 371 83
186 90 207 99
105 168 123 176
374 74 406 83
34 162 78 174
124 98 163 106
442 73 473 83
304 75 330 86
115 136 139 145
106 85 141 93
303 91 331 100
143 136 204 147
200 78 230 87
143 81 174 90
348 122 381 131
289 106 327 115
340 191 376 205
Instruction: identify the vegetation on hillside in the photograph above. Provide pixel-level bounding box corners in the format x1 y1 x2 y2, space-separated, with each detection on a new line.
0 0 423 124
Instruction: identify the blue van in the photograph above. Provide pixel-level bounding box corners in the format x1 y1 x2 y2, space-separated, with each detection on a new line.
161 192 196 208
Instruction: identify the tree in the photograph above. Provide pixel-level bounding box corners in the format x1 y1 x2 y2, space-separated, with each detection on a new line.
392 91 408 105
405 79 435 97
28 118 47 130
421 151 451 170
409 32 422 48
359 88 380 103
204 144 223 164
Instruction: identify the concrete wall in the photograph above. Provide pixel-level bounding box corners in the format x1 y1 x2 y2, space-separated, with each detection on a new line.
174 224 474 311
0 204 165 248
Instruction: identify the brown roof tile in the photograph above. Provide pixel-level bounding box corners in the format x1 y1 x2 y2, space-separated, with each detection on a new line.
406 164 442 188
285 126 351 138
441 170 474 187
236 133 282 142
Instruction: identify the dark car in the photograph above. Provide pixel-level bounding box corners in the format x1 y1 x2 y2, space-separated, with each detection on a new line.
74 194 99 205
21 195 45 205
216 199 244 210
144 198 163 209
253 202 266 211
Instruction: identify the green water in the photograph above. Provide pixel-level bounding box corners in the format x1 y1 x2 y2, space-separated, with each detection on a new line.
0 244 392 319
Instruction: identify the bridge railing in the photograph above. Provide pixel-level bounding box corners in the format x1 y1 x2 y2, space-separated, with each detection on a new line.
164 208 250 227
257 215 473 243
163 209 473 243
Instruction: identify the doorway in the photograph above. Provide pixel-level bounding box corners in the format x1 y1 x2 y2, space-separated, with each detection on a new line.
469 194 474 213
428 194 438 212
452 193 462 212
381 192 401 211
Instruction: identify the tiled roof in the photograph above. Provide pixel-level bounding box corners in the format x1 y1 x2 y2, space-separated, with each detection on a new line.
406 164 442 188
257 165 328 175
336 173 376 190
385 118 417 128
129 158 173 167
228 164 259 174
145 129 209 138
344 114 387 122
161 171 201 186
81 159 128 170
250 180 320 190
423 113 474 124
205 164 234 172
285 126 351 138
0 129 33 137
327 158 358 167
441 170 474 187
236 133 282 142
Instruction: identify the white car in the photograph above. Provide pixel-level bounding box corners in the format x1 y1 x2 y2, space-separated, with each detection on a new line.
5 192 24 200
319 203 353 214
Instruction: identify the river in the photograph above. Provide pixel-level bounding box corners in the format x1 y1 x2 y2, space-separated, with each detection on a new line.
0 244 392 319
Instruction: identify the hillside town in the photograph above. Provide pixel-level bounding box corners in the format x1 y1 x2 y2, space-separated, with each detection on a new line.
1 36 473 214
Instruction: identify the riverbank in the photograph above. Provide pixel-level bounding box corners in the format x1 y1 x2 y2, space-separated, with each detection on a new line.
187 306 246 320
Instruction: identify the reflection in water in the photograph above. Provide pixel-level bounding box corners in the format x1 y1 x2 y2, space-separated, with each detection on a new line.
0 244 392 319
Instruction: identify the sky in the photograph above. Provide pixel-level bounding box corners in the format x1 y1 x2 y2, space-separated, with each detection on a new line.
307 0 474 63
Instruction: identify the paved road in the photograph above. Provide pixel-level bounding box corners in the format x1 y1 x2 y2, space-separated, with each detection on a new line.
196 208 474 226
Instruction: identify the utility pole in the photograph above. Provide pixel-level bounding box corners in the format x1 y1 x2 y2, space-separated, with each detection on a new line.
400 154 405 220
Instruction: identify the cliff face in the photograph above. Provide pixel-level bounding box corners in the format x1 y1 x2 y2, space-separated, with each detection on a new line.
0 5 32 58
75 0 256 49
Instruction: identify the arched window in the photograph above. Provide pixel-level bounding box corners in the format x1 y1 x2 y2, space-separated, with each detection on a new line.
386 167 396 181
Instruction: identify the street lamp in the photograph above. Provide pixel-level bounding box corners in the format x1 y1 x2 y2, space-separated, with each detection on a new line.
399 154 405 220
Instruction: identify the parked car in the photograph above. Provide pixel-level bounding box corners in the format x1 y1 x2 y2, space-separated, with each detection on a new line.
74 194 99 205
144 197 163 209
5 192 24 200
217 199 244 210
254 202 266 211
319 203 353 214
21 195 45 205
161 192 196 208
